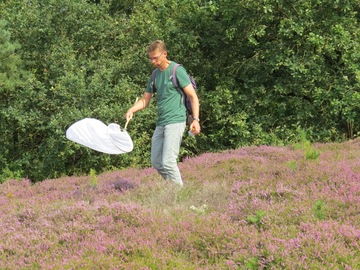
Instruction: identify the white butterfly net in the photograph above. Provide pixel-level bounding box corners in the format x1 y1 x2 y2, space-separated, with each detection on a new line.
66 118 133 154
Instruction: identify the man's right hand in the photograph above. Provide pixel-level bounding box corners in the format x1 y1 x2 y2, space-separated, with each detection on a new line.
124 93 152 121
124 110 134 121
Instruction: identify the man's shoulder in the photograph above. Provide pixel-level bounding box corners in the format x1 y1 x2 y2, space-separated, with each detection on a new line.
172 62 188 76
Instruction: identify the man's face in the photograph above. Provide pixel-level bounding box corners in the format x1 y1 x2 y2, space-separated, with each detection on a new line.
148 50 166 67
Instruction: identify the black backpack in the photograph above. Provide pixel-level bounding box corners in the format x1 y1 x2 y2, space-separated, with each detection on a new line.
150 63 197 116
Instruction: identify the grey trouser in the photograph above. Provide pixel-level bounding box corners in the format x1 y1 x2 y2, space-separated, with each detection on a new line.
151 122 186 186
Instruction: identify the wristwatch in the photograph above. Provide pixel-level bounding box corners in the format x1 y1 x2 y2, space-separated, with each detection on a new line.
193 118 200 121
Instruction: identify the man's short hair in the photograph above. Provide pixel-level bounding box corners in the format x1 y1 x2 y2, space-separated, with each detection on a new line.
146 40 166 53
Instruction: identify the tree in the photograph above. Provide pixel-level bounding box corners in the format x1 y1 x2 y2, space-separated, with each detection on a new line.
183 0 360 145
0 19 30 180
0 0 360 181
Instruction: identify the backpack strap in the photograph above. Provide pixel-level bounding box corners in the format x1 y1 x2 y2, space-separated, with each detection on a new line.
170 63 187 109
150 68 158 93
170 63 181 89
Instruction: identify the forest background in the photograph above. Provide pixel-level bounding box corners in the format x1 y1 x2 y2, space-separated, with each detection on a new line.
1 0 360 182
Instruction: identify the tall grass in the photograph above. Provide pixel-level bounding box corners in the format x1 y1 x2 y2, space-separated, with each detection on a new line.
1 139 360 269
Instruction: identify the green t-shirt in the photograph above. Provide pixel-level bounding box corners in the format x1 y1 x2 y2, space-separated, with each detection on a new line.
146 61 191 126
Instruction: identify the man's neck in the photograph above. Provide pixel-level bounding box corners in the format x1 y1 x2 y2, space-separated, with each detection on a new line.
159 60 171 71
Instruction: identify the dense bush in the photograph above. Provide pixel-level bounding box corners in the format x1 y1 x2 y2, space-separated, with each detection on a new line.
0 0 359 181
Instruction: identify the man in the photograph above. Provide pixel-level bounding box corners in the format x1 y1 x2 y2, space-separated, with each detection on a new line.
125 40 200 186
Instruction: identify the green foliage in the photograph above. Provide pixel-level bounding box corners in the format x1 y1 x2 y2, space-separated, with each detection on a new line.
246 257 260 270
0 0 359 181
0 167 23 184
313 200 327 220
293 129 311 150
246 210 266 229
202 87 252 148
286 160 297 171
293 128 321 160
89 168 98 188
0 0 149 181
304 147 321 161
0 19 29 175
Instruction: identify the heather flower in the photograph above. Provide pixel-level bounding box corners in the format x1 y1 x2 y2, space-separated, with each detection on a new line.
1 140 360 268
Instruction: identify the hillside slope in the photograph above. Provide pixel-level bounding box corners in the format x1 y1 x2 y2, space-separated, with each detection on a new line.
1 139 360 269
